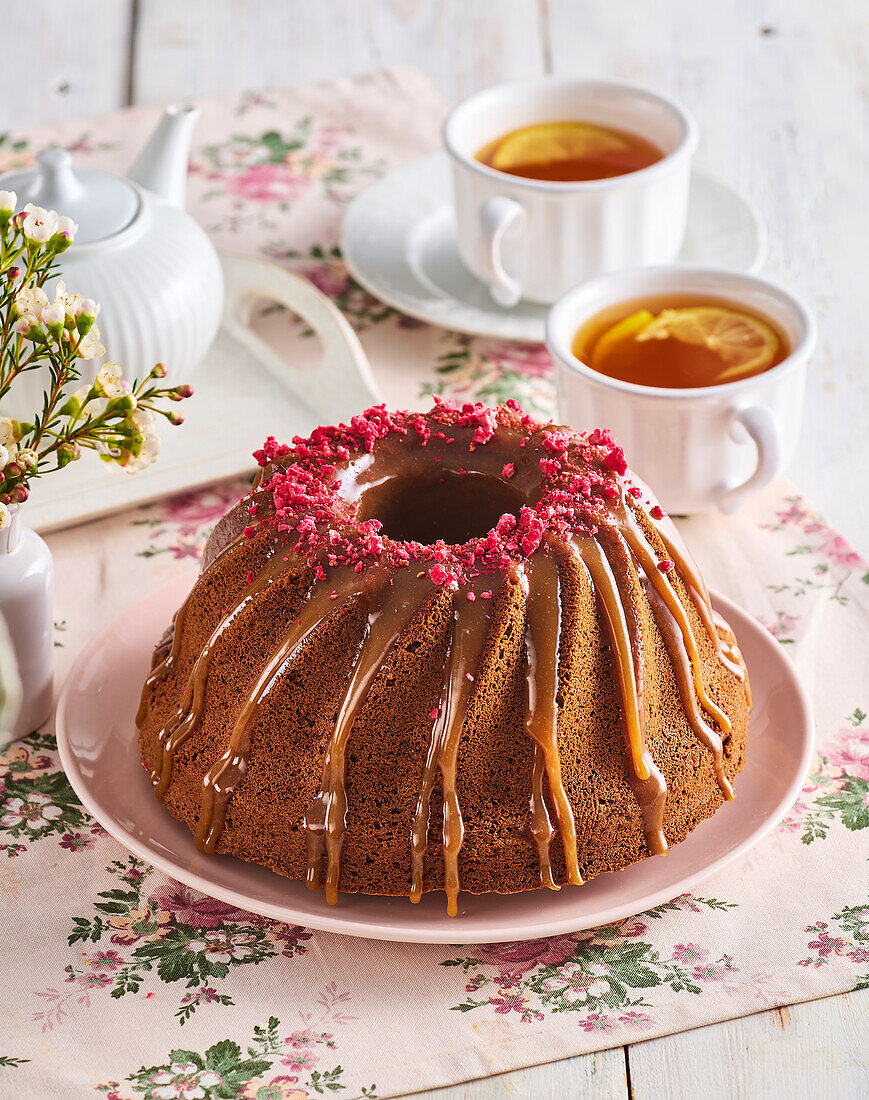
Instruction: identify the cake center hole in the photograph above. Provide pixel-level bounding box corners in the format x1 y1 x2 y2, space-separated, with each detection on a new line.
357 470 526 545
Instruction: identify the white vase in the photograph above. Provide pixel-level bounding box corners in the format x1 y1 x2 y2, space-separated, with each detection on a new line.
0 504 53 742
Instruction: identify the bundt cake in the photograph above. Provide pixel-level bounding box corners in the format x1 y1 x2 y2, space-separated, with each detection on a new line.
137 400 751 915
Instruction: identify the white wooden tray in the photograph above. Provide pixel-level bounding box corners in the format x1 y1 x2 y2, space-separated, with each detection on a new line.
27 254 382 534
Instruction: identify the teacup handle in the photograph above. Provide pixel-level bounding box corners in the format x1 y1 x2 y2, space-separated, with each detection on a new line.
718 405 782 514
220 253 383 424
478 196 526 308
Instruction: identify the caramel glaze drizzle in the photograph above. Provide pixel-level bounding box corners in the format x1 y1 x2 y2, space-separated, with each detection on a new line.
409 578 504 916
135 518 267 732
195 567 370 855
652 515 750 700
305 570 434 904
521 549 584 888
141 490 750 912
146 538 291 798
612 506 735 802
572 535 669 856
638 574 733 800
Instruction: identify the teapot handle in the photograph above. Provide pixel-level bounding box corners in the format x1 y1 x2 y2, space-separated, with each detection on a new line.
220 253 382 424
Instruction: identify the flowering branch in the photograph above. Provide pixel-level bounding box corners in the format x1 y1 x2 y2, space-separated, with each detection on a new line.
0 191 193 528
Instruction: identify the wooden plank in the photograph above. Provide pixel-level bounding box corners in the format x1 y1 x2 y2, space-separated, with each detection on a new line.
0 0 133 128
628 991 869 1099
131 0 545 106
545 0 869 551
399 1048 628 1099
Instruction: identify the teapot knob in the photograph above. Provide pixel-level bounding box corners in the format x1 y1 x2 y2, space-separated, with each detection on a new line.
33 148 85 209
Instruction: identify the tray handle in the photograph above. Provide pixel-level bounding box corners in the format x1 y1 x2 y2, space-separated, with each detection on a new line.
220 253 383 424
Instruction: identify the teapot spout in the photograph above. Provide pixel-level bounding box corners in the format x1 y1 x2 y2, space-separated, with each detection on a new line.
128 104 199 208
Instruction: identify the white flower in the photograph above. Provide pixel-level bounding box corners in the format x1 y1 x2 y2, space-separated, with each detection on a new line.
0 791 63 827
94 361 124 398
0 189 16 216
0 503 9 531
0 419 19 448
0 444 8 472
122 409 161 473
54 281 91 321
21 204 58 244
16 448 37 470
150 1062 221 1100
40 302 65 330
75 324 106 360
14 286 49 317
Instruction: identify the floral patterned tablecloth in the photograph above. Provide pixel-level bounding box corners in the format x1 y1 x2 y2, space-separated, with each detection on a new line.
1 69 868 1100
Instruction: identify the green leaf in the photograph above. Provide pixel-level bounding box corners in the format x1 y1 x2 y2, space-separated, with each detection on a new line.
168 1048 203 1070
153 948 201 985
203 1039 242 1072
621 965 662 989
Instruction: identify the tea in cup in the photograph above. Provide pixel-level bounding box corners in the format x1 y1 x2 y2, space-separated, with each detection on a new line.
443 78 697 306
475 119 665 182
546 266 817 514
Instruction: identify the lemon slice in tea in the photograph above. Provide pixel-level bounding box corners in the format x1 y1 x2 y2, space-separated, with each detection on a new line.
591 310 655 370
635 306 780 381
491 121 629 173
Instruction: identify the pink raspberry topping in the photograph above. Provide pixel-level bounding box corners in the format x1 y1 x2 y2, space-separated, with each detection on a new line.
240 400 645 589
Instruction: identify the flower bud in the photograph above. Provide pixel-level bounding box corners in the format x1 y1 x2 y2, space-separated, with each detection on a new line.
12 313 42 340
108 394 137 413
174 384 194 399
56 441 81 467
11 484 28 504
167 410 184 426
3 461 21 481
41 301 66 336
11 211 26 230
58 394 82 418
0 494 10 508
149 362 168 379
50 215 77 252
0 189 16 226
6 266 21 282
74 297 99 334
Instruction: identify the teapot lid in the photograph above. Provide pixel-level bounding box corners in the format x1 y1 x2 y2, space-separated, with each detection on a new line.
0 148 140 245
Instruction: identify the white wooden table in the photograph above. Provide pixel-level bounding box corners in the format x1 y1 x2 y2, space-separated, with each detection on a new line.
5 2 867 1096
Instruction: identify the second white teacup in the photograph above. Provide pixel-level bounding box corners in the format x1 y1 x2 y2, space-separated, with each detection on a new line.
443 77 697 306
547 266 817 515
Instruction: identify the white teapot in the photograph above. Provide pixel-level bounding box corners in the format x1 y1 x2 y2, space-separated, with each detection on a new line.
0 105 224 416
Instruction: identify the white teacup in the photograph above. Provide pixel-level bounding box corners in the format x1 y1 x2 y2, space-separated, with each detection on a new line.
547 266 817 515
443 78 697 306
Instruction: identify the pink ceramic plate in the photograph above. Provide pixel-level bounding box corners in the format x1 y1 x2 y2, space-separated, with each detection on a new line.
56 573 813 944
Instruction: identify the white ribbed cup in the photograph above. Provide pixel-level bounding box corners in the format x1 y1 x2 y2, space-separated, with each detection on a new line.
443 78 697 305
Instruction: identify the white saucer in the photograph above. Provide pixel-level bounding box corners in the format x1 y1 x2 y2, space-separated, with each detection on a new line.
342 152 768 342
56 573 811 944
